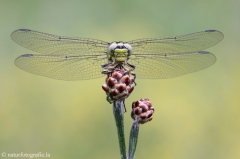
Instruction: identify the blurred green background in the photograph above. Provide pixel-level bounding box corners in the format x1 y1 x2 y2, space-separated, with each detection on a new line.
0 0 239 159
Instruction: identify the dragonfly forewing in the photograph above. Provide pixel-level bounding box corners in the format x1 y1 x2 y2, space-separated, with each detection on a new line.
128 30 223 54
11 29 109 55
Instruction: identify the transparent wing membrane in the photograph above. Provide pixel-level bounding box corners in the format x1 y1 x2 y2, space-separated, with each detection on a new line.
11 29 109 80
15 54 107 80
11 29 223 80
129 51 216 78
11 29 109 54
128 30 223 54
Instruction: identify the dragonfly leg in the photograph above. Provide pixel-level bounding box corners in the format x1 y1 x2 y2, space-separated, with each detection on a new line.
101 62 112 68
106 93 114 104
102 58 118 69
126 60 136 70
102 60 119 75
123 100 127 112
131 72 137 86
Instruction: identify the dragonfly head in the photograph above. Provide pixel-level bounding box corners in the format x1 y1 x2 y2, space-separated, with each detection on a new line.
108 42 132 62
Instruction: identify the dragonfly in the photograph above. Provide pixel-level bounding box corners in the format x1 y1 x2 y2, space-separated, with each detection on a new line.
11 29 223 80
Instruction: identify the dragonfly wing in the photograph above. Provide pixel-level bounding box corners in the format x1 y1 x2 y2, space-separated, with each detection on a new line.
15 53 108 80
11 29 109 54
128 30 223 54
128 51 216 79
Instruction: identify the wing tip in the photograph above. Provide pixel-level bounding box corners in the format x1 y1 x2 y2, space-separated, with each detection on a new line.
11 28 31 36
10 29 32 41
205 29 224 41
205 30 217 32
11 28 31 34
205 29 224 35
19 28 31 32
21 54 33 57
199 51 210 54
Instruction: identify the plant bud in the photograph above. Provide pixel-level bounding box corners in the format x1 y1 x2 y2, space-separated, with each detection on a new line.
131 98 154 124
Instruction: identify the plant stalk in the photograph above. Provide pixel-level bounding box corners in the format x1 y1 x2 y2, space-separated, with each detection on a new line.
113 100 127 159
128 122 140 159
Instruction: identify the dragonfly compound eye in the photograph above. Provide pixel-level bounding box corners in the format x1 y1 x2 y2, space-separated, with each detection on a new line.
123 43 132 55
109 42 118 55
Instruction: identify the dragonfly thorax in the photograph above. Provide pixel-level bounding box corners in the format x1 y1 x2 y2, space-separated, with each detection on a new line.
108 42 132 62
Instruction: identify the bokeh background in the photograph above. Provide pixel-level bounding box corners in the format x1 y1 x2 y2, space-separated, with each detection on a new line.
1 0 239 159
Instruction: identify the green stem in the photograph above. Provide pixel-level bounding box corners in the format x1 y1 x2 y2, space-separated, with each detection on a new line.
113 100 127 159
128 122 140 159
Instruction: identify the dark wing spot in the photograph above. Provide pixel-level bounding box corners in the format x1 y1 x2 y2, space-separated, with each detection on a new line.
19 29 31 32
199 51 210 54
205 30 216 32
21 54 33 57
